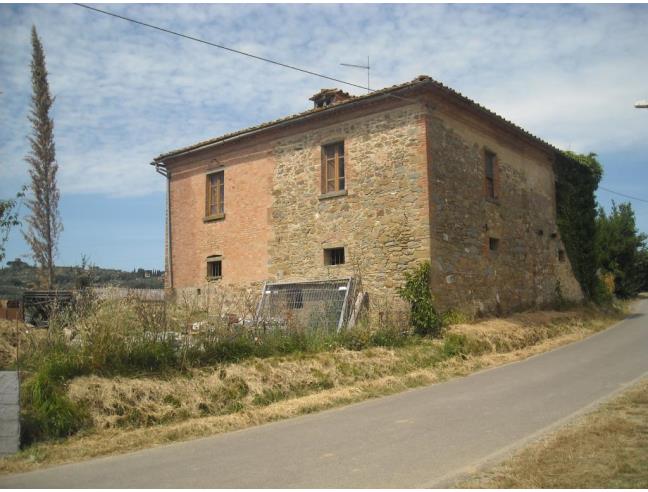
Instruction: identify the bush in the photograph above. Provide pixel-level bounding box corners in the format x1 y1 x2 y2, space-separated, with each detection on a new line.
397 261 442 337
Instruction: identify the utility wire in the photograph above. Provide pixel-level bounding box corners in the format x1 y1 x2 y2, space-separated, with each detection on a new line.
74 3 648 207
75 3 416 103
599 186 648 204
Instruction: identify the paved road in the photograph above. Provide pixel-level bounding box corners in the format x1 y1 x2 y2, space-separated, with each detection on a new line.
2 299 647 488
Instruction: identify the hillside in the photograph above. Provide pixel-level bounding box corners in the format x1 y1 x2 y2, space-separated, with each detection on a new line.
0 259 163 298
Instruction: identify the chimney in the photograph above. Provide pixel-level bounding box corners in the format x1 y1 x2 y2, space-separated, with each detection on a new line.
309 88 352 108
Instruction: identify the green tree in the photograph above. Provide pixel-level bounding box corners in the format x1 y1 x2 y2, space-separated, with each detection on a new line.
596 202 647 298
23 26 62 289
636 248 648 293
0 194 21 263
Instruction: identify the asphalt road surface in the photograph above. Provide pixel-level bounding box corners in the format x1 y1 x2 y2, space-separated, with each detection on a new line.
2 299 647 488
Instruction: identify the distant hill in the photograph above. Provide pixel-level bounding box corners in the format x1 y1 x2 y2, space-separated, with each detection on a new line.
0 258 164 298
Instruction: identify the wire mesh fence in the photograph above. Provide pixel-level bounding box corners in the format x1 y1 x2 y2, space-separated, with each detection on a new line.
256 278 357 331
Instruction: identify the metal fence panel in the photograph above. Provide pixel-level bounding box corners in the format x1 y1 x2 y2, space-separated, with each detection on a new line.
257 278 355 331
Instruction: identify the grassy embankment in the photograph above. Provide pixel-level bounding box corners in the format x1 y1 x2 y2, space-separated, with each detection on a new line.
460 376 648 488
0 296 630 475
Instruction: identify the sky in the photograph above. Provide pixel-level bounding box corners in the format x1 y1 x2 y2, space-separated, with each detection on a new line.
1 3 647 271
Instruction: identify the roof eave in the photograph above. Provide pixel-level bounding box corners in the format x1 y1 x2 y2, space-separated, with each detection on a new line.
152 82 427 164
153 77 559 165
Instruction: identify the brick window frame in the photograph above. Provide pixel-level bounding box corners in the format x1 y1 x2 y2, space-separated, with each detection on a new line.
484 149 499 201
205 170 225 221
321 142 346 195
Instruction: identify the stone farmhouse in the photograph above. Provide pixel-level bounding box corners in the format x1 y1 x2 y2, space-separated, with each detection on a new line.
152 75 582 316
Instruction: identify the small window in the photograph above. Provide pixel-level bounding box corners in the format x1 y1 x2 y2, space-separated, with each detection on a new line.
324 247 345 266
321 142 345 194
484 150 497 200
206 170 224 218
489 237 499 252
207 256 222 279
558 250 566 262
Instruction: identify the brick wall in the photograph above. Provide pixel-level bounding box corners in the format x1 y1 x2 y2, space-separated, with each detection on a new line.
167 141 275 291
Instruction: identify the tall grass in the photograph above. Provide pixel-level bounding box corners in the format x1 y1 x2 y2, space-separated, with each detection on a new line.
17 291 419 444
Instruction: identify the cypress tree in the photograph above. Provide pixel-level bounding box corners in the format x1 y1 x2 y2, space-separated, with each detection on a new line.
23 26 62 289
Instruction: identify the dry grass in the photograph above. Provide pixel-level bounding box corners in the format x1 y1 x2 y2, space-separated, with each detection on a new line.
460 377 648 488
0 304 628 475
0 319 37 370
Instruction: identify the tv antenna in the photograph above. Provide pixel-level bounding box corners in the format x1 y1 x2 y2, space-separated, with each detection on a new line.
341 56 370 93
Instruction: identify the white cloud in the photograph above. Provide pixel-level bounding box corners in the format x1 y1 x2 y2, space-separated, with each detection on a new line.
1 4 647 198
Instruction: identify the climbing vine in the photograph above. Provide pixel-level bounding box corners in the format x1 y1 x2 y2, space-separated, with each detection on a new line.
554 151 602 300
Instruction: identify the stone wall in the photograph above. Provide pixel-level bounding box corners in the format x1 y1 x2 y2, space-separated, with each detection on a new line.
426 102 583 315
267 103 431 302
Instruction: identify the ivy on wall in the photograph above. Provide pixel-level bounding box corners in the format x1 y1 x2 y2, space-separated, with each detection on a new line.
554 151 602 299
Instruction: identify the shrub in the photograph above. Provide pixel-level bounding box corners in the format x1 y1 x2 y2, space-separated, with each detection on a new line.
397 261 442 337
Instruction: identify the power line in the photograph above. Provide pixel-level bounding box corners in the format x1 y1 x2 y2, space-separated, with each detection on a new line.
75 3 647 207
599 186 648 204
75 3 416 104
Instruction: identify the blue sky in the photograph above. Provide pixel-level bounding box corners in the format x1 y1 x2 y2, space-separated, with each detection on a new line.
1 3 647 271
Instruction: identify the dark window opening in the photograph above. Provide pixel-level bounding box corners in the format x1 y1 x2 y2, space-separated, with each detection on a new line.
489 237 500 252
324 247 345 266
485 150 497 200
558 250 566 262
207 257 222 279
322 142 345 193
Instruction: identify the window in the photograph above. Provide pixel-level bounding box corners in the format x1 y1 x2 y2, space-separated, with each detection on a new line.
324 247 345 266
207 256 222 279
484 150 497 200
206 170 224 218
489 237 499 252
321 142 345 194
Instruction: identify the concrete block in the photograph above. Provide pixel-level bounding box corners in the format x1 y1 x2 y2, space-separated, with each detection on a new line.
0 372 19 456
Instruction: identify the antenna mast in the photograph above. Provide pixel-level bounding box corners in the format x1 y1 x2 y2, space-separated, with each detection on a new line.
340 56 370 93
